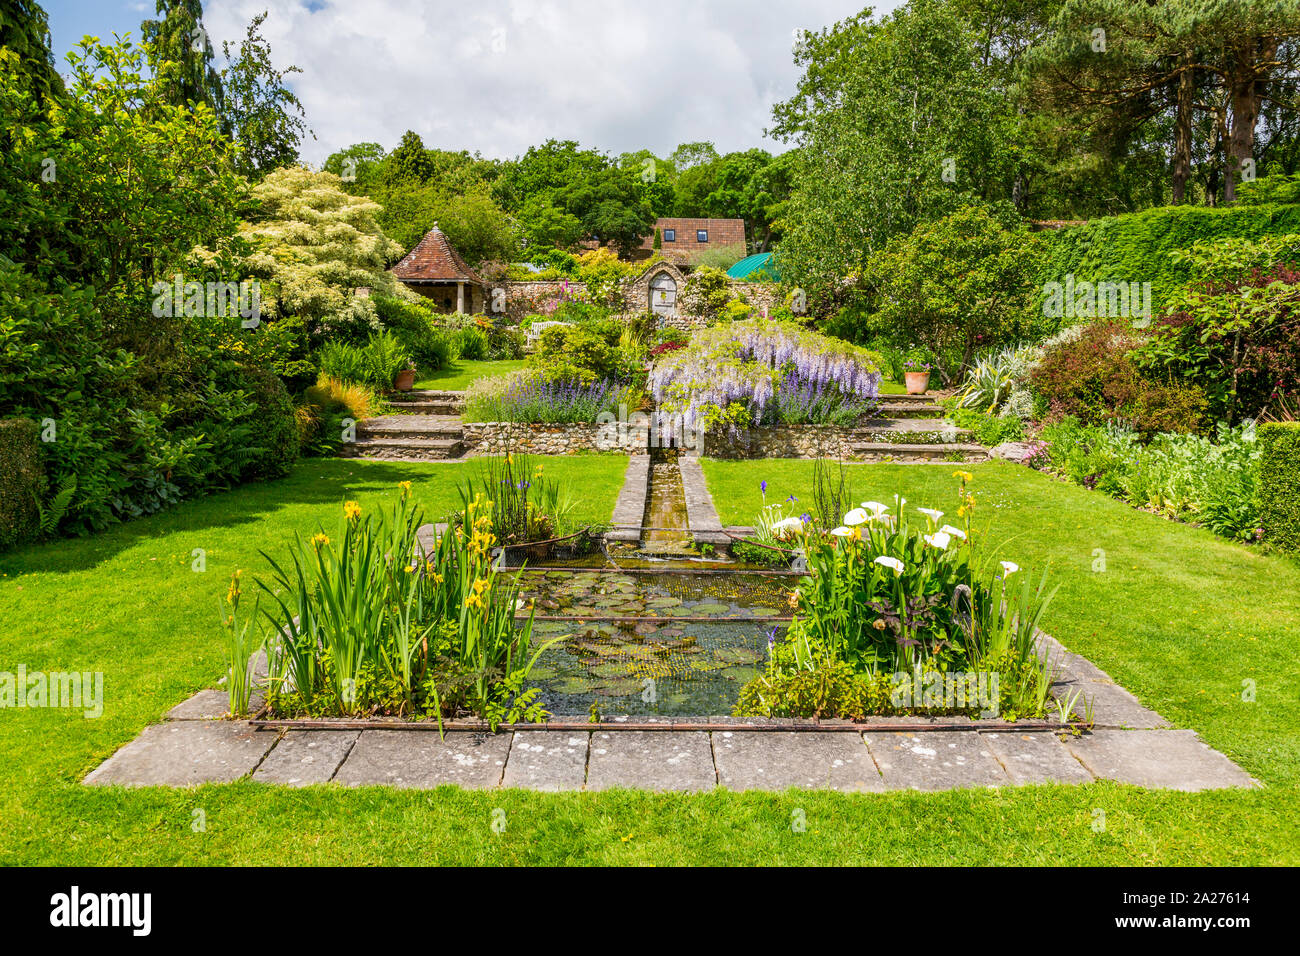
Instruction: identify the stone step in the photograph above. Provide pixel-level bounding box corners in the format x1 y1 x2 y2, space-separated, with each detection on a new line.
849 442 987 462
852 419 972 443
339 437 465 461
391 389 465 402
882 391 944 402
873 402 944 418
387 400 463 415
357 415 464 440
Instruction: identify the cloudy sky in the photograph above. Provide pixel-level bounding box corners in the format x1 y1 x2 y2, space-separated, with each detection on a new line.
44 0 901 164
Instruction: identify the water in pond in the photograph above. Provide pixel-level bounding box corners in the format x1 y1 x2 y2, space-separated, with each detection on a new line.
521 571 791 716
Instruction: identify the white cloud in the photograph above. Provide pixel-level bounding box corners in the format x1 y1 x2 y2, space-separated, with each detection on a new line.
202 0 891 164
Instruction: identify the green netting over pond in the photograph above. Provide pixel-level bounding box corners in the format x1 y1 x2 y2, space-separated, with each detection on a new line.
520 571 790 617
528 619 782 716
518 572 789 715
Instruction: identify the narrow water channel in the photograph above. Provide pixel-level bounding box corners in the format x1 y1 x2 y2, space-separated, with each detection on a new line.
639 448 694 556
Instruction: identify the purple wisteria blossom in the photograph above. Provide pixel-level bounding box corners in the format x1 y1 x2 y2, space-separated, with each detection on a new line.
649 319 881 430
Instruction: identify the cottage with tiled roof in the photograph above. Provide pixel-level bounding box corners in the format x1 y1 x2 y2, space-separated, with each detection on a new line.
391 224 487 313
580 217 748 266
642 218 747 265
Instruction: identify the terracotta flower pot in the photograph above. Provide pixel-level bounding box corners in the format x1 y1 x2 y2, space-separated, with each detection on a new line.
904 370 931 395
394 369 416 392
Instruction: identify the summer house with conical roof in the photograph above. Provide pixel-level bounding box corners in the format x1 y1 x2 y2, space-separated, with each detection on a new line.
391 224 487 313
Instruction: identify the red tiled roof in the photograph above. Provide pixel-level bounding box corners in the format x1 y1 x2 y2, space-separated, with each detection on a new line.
392 226 484 284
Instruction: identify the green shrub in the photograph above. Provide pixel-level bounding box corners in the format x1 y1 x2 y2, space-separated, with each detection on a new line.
949 407 1025 446
220 366 299 480
534 325 619 384
1039 418 1262 540
0 418 45 551
1260 422 1300 552
372 294 454 373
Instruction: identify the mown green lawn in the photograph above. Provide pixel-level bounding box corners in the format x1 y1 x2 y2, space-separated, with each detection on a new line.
2 456 1298 865
414 359 527 392
704 459 1300 787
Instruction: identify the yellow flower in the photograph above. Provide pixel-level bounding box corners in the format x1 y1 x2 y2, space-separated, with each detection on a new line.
398 480 412 498
344 500 362 521
953 470 974 484
311 533 330 549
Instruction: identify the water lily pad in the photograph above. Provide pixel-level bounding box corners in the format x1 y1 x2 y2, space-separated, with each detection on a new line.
552 677 595 695
590 662 632 679
689 602 731 616
713 646 764 664
595 678 642 697
722 665 760 683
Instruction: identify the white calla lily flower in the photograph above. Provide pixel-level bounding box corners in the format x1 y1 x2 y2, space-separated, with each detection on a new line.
924 531 952 550
1000 561 1020 576
874 555 904 574
830 526 853 537
843 508 869 526
940 524 967 540
861 501 890 516
917 507 944 523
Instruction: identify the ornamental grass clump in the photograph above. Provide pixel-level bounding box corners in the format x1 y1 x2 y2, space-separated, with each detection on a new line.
649 319 881 432
737 473 1057 721
234 485 553 728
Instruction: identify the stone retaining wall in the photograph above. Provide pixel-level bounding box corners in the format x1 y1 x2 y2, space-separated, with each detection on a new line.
489 276 782 325
702 425 857 460
462 421 648 456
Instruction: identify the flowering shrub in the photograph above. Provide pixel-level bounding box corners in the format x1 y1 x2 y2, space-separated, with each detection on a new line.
650 319 881 431
1036 417 1262 540
738 475 1057 720
1030 319 1207 435
463 369 643 423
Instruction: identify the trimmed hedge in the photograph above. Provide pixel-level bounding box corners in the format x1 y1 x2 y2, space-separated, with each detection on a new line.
0 418 46 551
1040 203 1300 315
1260 422 1300 553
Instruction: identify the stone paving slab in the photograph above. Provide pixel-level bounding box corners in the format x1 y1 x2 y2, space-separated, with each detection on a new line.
1064 729 1257 791
166 689 230 720
502 731 590 791
865 731 1009 791
586 731 715 791
982 731 1094 785
333 730 510 789
713 731 884 792
252 730 359 786
84 722 277 787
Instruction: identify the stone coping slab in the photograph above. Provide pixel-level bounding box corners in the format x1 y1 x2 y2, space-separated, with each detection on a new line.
605 455 650 543
713 730 885 792
84 722 277 788
85 723 1257 793
586 730 715 791
94 631 1255 792
1064 729 1258 791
